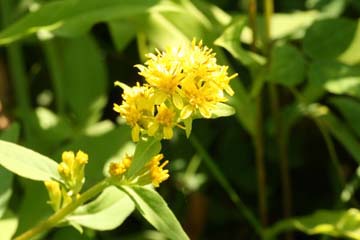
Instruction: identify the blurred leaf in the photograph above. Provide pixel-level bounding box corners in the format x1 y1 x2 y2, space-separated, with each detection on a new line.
61 35 107 126
68 186 134 230
0 211 18 240
306 0 347 17
269 43 306 87
0 123 20 142
319 112 360 165
108 19 136 51
126 138 161 178
303 60 360 102
329 97 360 138
52 227 91 240
266 208 360 239
0 0 161 44
121 185 189 240
304 18 360 64
241 11 319 46
215 17 265 67
0 140 60 181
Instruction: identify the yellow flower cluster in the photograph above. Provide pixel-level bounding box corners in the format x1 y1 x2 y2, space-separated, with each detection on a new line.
109 153 169 188
114 40 237 142
44 150 88 211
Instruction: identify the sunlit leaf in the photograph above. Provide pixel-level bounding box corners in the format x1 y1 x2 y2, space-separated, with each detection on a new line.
0 0 161 44
0 140 60 181
121 185 189 240
0 211 18 240
68 186 134 230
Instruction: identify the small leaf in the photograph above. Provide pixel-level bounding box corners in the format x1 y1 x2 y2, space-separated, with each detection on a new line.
121 185 189 240
108 20 136 51
0 140 60 181
126 138 161 177
269 43 305 87
68 186 134 230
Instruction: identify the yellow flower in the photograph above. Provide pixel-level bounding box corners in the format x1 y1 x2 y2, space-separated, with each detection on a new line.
44 180 61 211
113 82 154 142
136 47 185 108
109 154 133 177
148 104 177 139
147 154 170 188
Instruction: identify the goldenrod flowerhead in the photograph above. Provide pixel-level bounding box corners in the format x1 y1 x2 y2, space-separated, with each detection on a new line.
44 180 61 211
109 154 133 177
148 104 177 139
147 154 170 188
114 39 236 141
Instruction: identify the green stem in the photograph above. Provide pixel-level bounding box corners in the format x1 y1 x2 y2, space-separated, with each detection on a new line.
248 0 268 227
42 40 66 113
14 180 110 240
190 136 263 237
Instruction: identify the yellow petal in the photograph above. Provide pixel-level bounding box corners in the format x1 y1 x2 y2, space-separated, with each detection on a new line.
148 122 159 136
163 127 173 139
172 93 183 109
131 125 140 142
180 105 194 119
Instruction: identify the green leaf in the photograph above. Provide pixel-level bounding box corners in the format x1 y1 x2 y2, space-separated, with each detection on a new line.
0 140 60 181
211 103 235 118
329 97 360 138
266 208 360 239
68 186 134 230
61 35 107 125
303 60 360 102
215 17 265 67
0 0 160 44
268 43 305 87
304 18 360 64
126 138 161 178
319 112 360 165
108 20 136 51
121 185 189 240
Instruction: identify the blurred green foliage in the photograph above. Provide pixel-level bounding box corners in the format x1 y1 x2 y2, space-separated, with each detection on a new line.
1 0 360 239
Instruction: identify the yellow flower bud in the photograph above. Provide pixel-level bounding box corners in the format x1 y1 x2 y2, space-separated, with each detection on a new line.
44 180 61 211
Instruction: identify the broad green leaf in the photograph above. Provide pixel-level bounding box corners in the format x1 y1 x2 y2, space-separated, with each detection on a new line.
304 18 360 64
211 103 235 118
266 209 360 240
61 35 107 126
0 140 60 181
268 43 305 87
68 186 134 230
329 97 360 138
303 60 360 102
0 0 161 44
121 185 189 240
0 211 18 240
126 138 161 177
